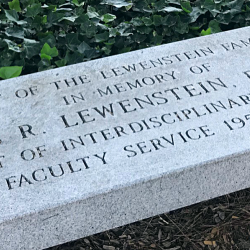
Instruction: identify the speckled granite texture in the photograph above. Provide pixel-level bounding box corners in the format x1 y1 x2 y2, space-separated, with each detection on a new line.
1 26 250 249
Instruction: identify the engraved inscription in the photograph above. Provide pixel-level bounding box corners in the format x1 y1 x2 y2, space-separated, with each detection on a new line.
1 32 250 193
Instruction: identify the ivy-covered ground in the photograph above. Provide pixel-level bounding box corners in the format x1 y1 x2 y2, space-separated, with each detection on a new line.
47 188 250 250
0 0 250 79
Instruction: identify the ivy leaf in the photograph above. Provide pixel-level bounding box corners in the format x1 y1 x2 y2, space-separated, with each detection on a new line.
5 27 24 39
40 43 58 61
26 3 42 17
72 0 85 7
201 27 212 36
153 15 162 26
40 54 51 61
174 17 189 34
227 0 245 11
66 33 80 50
47 12 64 27
142 17 153 26
203 0 220 17
181 1 193 13
87 6 100 19
95 32 109 42
189 7 207 23
137 26 153 34
125 4 133 11
38 58 53 72
78 41 91 54
101 14 116 23
23 39 41 59
8 0 21 12
39 33 56 47
4 10 27 24
55 59 67 67
59 16 79 22
209 20 221 33
42 15 47 24
109 27 118 37
3 39 22 52
100 0 132 8
0 66 23 79
20 0 35 9
203 0 216 11
161 6 183 13
131 17 144 26
65 50 85 64
152 32 162 45
116 22 132 36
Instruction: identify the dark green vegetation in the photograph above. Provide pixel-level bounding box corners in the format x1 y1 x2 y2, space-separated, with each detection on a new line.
0 0 250 79
48 188 250 250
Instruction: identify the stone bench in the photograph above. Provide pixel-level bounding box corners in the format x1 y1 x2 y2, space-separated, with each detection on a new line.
1 26 250 250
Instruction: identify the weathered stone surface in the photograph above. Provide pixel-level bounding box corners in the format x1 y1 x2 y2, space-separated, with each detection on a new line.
1 26 250 250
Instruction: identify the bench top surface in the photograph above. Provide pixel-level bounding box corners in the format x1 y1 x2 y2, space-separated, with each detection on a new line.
0 26 250 223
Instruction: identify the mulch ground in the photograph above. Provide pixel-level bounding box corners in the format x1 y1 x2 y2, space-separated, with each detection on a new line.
48 188 250 250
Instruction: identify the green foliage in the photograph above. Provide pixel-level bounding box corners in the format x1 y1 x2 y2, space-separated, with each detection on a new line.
0 66 22 79
40 43 58 60
181 1 192 13
200 27 212 36
0 0 249 79
8 0 21 12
